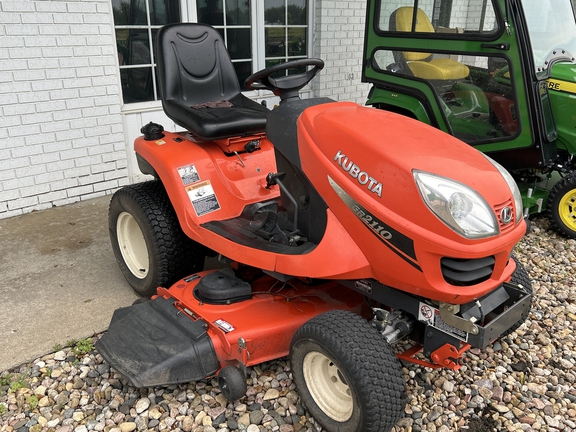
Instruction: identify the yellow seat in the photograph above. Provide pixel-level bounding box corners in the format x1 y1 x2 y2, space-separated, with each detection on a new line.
393 7 469 80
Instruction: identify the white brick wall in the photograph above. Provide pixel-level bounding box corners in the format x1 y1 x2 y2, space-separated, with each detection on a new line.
1 0 378 220
314 0 371 104
0 0 128 219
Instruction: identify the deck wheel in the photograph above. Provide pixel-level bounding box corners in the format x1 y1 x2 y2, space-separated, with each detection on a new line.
218 365 247 401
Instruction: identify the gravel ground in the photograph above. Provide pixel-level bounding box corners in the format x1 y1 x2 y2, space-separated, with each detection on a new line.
1 217 575 432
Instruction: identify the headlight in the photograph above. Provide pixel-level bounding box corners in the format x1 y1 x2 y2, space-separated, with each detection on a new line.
414 170 498 239
482 154 523 223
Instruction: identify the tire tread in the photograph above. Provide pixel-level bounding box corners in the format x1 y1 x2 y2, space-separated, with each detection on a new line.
502 256 533 336
291 310 406 432
109 181 206 296
546 173 576 239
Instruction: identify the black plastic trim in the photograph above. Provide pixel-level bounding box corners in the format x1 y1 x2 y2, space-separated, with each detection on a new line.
96 297 219 387
441 256 495 285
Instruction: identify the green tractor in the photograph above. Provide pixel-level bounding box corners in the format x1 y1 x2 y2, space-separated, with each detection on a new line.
363 0 576 238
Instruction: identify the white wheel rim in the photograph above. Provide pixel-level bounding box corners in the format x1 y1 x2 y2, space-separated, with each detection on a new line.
116 212 149 279
302 351 353 422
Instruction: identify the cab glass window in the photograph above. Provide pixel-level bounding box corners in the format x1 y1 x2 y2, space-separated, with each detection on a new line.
521 0 576 71
374 49 519 144
378 0 498 35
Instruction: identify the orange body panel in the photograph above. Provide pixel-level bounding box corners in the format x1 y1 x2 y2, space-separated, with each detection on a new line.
135 132 374 279
135 132 279 224
136 102 525 305
297 103 525 303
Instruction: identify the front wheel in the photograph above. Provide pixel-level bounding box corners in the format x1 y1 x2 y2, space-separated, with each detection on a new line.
109 181 207 297
290 310 406 432
547 173 576 239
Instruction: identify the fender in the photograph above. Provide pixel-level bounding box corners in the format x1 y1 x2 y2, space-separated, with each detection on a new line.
134 130 374 280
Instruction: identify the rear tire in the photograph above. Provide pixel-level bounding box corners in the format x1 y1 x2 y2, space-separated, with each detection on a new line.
290 310 406 432
109 181 206 297
547 173 576 239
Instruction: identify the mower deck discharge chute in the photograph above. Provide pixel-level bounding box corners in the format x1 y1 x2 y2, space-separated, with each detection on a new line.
97 23 533 432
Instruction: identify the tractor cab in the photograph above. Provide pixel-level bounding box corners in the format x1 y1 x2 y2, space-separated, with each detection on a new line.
363 0 576 237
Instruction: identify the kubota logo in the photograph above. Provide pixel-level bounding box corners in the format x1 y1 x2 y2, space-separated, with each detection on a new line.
500 206 513 224
334 150 383 197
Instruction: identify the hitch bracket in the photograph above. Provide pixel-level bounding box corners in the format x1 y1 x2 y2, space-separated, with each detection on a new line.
439 302 479 335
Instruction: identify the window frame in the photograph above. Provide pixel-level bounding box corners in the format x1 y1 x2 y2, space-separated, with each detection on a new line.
117 0 315 111
373 0 504 41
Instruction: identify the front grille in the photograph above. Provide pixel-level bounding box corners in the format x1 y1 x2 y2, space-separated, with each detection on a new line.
441 256 495 286
493 198 515 233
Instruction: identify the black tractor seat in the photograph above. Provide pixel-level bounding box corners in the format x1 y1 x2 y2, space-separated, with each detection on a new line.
156 23 269 141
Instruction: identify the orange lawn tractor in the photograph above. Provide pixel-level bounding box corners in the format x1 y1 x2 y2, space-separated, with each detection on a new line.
96 23 533 432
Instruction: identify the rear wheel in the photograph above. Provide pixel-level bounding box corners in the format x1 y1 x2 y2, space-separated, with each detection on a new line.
109 181 206 297
547 173 576 239
290 310 406 432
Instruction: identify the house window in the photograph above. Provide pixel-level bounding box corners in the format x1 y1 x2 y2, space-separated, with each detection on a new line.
113 0 309 103
197 0 253 88
264 0 308 71
113 0 181 103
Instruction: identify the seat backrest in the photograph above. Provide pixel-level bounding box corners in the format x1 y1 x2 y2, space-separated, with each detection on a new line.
391 7 433 62
156 23 241 107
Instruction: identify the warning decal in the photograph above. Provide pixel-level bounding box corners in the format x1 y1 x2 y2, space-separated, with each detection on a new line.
177 164 200 185
418 302 468 342
434 311 468 342
418 302 435 325
186 180 221 217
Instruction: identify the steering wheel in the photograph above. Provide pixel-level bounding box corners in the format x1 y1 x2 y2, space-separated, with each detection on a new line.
244 58 324 101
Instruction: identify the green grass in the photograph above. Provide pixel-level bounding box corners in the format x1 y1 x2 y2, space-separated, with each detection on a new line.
0 374 11 387
0 374 29 395
27 395 39 410
51 337 95 358
71 338 95 356
9 375 28 392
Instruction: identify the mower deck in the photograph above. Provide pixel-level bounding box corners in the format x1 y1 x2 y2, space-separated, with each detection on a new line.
97 269 369 387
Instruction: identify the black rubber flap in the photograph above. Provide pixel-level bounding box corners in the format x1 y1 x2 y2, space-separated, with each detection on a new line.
195 268 252 304
96 297 219 387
